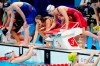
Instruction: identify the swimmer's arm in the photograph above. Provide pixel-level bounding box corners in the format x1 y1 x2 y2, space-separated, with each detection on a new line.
7 11 15 33
3 12 11 28
2 12 8 27
92 5 99 26
21 48 31 57
58 7 69 29
33 25 39 45
11 4 26 23
84 54 94 64
11 46 35 63
92 54 100 66
94 8 99 26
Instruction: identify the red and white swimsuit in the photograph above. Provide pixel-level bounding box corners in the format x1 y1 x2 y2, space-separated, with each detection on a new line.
56 7 87 29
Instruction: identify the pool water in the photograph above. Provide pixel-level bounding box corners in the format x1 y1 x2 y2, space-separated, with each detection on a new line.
0 61 44 66
0 61 19 66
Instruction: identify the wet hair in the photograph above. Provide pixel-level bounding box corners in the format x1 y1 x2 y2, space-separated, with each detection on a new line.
35 15 48 23
3 2 10 8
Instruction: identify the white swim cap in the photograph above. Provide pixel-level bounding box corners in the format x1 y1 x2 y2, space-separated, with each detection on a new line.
46 5 55 12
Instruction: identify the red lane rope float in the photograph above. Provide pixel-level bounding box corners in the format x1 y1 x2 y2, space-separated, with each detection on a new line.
45 64 69 66
36 64 69 66
0 56 19 61
0 57 8 61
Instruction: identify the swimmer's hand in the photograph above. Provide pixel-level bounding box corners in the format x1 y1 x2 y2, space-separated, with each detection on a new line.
23 22 28 28
90 53 95 56
0 26 3 29
28 45 38 49
1 26 6 30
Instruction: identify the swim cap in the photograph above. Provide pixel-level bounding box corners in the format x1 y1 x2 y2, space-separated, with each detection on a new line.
3 2 10 8
5 53 12 58
5 49 13 58
68 52 77 62
46 5 55 12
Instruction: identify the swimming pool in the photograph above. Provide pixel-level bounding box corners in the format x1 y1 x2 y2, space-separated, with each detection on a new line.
0 44 100 66
0 61 44 66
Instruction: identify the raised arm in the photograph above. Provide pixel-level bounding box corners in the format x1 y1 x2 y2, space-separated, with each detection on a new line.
84 53 94 64
91 3 100 26
11 45 37 63
92 54 100 66
58 6 69 29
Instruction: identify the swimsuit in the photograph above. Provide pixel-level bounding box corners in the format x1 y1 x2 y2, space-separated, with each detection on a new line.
57 7 87 29
20 2 37 24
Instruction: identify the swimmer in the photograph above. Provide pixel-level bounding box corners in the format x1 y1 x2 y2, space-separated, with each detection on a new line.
0 2 37 46
4 45 37 63
1 2 24 45
68 52 100 66
33 15 61 47
46 5 100 48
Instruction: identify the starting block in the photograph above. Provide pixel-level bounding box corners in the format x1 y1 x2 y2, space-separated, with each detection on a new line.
44 22 82 49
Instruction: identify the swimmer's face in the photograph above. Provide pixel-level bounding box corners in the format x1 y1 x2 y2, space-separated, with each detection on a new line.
35 19 42 26
5 51 14 58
